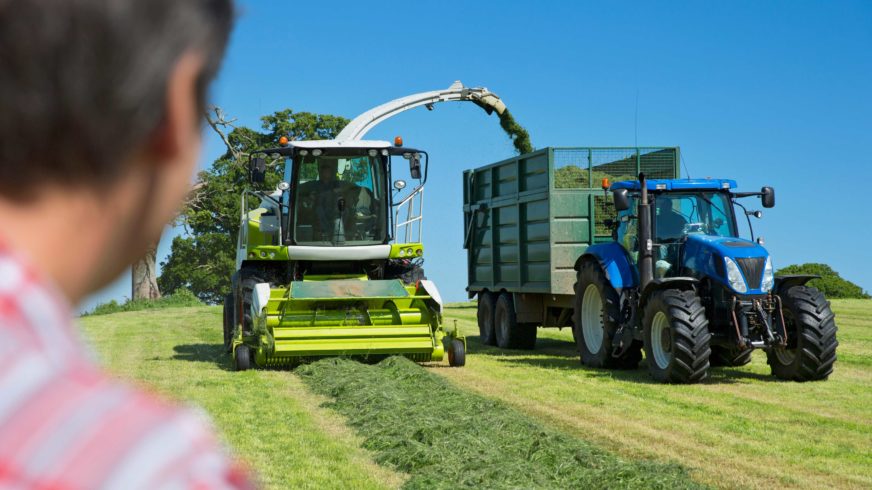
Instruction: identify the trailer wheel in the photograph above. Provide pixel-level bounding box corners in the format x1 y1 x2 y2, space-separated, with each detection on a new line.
447 338 466 367
223 293 234 353
710 345 753 367
643 289 711 383
477 292 497 346
767 286 837 381
494 293 537 349
573 261 640 369
234 344 252 371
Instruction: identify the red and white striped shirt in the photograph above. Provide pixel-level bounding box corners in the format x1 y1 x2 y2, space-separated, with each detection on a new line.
0 245 253 489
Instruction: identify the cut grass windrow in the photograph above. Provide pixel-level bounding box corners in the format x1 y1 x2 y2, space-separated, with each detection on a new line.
296 356 705 490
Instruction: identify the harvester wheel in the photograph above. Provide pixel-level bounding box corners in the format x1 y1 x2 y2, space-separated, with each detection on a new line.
710 345 753 367
573 261 641 369
477 291 496 346
494 293 537 349
642 289 711 383
234 344 252 371
767 286 837 382
447 338 466 367
223 293 234 353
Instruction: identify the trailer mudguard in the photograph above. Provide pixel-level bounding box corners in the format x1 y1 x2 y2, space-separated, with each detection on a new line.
577 243 638 292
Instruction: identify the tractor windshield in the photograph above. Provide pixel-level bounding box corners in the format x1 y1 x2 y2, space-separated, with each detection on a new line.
292 152 387 246
654 191 737 242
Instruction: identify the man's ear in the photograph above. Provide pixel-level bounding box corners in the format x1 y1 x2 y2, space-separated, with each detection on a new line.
147 51 204 161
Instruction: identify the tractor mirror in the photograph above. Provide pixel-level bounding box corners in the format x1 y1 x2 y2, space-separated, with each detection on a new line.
409 154 421 180
613 189 630 211
761 186 775 208
249 156 267 185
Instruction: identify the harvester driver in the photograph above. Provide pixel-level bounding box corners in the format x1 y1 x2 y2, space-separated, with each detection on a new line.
300 160 356 240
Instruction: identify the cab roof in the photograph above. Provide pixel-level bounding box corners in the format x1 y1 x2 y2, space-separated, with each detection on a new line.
610 178 737 192
256 139 423 157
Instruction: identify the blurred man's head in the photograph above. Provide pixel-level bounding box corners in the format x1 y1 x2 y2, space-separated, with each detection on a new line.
318 160 338 184
0 0 233 300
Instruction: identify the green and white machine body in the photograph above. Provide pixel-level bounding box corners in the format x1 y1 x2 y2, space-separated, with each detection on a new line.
226 139 464 369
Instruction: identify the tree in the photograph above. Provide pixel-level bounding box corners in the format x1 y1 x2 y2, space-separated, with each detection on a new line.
132 244 161 300
157 107 348 303
776 263 870 299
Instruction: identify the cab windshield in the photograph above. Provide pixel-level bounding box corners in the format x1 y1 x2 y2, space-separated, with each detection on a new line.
654 191 737 242
291 153 387 246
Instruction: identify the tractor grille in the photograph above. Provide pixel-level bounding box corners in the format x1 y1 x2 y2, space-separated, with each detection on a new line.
736 257 765 289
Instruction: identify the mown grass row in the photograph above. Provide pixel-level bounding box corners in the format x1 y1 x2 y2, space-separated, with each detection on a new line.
296 356 704 490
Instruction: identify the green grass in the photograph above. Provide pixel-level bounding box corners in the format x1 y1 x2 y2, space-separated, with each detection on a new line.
83 288 203 316
437 299 872 489
80 307 404 489
297 357 702 489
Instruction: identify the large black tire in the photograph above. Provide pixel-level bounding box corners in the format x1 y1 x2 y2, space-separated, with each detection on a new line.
234 344 252 371
236 273 263 337
642 289 711 383
494 293 537 349
477 291 497 346
223 293 234 353
447 338 466 367
767 286 838 381
710 345 753 367
572 261 641 369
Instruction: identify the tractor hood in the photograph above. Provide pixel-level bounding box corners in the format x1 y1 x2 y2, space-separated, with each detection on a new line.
682 235 772 295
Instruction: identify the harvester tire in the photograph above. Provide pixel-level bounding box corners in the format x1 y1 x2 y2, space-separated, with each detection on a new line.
234 345 252 371
494 293 537 349
237 274 263 336
223 293 234 353
448 338 466 367
767 286 837 382
710 345 753 367
643 289 711 383
573 261 641 369
477 291 496 346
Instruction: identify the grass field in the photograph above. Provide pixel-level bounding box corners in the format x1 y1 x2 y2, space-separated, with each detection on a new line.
79 299 871 489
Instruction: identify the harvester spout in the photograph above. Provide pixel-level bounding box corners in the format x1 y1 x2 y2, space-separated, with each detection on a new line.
335 80 506 141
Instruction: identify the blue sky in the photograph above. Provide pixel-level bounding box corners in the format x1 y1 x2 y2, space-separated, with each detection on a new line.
81 0 872 311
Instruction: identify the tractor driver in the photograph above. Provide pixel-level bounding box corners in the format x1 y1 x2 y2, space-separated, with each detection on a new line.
654 196 688 277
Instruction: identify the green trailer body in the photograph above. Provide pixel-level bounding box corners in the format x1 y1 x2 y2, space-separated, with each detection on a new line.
462 147 679 329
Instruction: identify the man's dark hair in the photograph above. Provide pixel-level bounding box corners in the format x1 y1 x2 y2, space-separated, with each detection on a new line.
0 0 234 200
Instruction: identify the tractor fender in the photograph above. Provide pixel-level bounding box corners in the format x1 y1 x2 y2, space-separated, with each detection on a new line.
774 275 820 295
575 243 638 292
639 277 700 312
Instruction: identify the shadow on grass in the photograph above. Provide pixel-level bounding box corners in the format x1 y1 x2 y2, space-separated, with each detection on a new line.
467 334 775 385
171 343 234 371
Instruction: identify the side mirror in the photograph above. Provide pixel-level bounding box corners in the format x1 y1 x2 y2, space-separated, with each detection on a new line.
409 154 421 180
613 189 630 211
249 156 267 185
761 186 775 208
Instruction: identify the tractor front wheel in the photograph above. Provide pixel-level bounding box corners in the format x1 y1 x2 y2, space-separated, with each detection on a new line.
447 338 466 367
477 291 496 346
710 345 753 367
767 286 837 381
642 289 711 383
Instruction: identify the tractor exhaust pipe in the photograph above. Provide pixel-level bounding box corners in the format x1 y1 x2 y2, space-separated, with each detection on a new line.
637 172 654 289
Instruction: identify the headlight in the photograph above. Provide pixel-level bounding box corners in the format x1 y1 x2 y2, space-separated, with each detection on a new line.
724 257 747 293
761 256 774 292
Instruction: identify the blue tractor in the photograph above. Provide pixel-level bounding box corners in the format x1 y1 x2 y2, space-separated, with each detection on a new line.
574 173 837 383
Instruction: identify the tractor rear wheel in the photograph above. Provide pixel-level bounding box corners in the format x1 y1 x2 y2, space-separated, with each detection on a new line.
573 261 641 369
494 293 537 349
234 344 252 371
447 338 466 367
477 291 496 346
710 345 753 367
223 293 234 353
767 286 837 381
642 289 711 383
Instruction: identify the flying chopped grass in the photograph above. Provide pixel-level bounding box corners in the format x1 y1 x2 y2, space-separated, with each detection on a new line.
296 356 704 490
498 109 533 155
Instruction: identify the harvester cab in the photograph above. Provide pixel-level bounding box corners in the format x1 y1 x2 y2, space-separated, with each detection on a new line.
576 174 837 383
224 138 465 370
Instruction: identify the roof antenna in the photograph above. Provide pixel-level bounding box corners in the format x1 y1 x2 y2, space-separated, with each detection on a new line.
680 151 692 179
